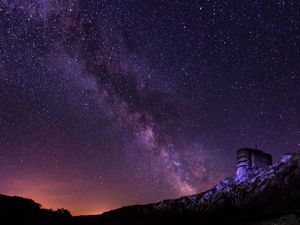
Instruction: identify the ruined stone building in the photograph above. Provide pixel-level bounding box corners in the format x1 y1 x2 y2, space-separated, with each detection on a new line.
236 148 272 178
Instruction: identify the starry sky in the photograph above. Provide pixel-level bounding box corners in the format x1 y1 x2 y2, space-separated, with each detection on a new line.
0 0 299 216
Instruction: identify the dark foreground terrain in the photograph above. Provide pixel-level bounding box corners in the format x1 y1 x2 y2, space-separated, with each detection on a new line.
1 153 300 225
0 194 71 225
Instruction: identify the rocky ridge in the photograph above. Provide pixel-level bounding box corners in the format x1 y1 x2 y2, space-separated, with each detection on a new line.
98 153 300 224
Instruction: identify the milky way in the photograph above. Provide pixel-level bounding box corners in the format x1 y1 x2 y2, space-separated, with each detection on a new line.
0 0 299 215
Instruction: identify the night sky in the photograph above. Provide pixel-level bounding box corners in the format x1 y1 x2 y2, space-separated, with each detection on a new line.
0 0 299 215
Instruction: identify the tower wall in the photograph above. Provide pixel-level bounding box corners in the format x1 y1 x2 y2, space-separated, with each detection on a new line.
251 151 272 169
236 148 272 178
236 149 251 178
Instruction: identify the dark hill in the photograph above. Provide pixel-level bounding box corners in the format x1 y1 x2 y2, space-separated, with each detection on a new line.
0 194 71 225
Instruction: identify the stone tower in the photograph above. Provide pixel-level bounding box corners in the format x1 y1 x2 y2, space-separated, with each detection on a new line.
236 148 272 179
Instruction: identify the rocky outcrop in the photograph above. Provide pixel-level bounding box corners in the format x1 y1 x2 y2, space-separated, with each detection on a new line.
97 153 300 224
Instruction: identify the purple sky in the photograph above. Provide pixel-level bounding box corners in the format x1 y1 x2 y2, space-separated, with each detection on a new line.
0 0 299 215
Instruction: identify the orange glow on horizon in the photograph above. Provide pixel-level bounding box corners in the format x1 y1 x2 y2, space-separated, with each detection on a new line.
1 177 118 216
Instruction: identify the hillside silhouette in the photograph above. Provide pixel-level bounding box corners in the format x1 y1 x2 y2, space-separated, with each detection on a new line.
0 194 71 225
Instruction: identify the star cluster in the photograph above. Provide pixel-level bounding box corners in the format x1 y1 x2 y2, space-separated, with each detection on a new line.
0 0 299 215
